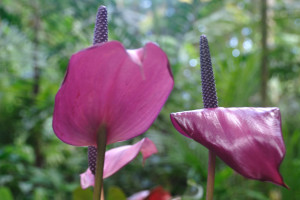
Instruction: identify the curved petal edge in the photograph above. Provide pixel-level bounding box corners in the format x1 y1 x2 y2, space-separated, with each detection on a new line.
170 107 287 187
80 137 157 189
53 41 174 146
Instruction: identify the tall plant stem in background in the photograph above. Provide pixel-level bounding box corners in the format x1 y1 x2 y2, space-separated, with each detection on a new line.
260 0 268 106
200 35 218 200
93 126 107 200
31 1 43 167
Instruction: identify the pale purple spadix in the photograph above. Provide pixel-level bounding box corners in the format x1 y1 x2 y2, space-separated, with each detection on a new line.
170 35 287 187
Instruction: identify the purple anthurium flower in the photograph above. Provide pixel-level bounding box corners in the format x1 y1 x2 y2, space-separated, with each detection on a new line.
53 40 173 146
53 41 173 146
52 6 173 199
171 107 286 186
170 35 287 189
53 6 173 147
80 138 157 189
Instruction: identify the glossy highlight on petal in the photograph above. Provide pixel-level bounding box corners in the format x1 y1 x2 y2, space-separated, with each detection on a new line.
80 138 157 189
53 41 173 146
170 107 287 187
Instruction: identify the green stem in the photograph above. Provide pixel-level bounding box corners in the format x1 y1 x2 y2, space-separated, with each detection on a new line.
260 0 268 106
93 126 107 200
206 150 216 200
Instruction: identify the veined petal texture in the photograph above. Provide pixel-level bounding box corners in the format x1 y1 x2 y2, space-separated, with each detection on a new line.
170 107 286 187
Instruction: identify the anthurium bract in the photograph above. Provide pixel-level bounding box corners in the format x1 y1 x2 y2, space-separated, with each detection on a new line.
171 107 286 187
53 41 173 146
170 35 287 188
80 138 157 189
52 6 173 200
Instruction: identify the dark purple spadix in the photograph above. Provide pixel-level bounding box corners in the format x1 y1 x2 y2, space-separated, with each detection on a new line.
88 6 108 175
88 146 97 174
200 35 218 108
93 6 108 45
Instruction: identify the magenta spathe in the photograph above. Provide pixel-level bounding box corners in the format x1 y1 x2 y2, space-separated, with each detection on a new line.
170 107 287 187
53 41 174 146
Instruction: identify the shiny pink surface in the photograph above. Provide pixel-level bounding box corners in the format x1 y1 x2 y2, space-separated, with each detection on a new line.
170 107 287 187
53 41 173 146
80 138 157 189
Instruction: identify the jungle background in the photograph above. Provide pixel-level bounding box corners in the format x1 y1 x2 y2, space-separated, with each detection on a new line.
0 0 300 199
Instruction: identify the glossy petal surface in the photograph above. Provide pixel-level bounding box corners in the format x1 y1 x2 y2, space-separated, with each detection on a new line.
80 138 157 189
170 107 286 187
53 41 173 146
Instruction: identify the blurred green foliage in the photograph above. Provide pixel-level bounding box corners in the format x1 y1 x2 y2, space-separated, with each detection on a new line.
1 0 300 199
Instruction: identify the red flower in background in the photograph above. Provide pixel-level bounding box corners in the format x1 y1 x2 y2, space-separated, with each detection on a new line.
128 186 172 200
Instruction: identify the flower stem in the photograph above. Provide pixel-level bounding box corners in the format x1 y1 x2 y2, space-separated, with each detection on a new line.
200 35 218 200
101 187 105 200
93 126 107 200
206 151 216 200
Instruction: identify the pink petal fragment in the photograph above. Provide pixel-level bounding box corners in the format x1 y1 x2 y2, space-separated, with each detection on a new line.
53 41 173 146
104 138 157 178
80 138 157 188
127 190 150 200
127 187 172 200
80 168 94 189
170 107 287 187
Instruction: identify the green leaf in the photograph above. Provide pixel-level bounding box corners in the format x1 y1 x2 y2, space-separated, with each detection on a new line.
0 187 13 200
107 186 126 200
72 187 93 200
33 187 48 200
245 190 269 200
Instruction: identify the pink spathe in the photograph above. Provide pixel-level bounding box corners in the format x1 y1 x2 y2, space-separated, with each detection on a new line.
170 107 287 187
80 138 157 189
53 41 173 146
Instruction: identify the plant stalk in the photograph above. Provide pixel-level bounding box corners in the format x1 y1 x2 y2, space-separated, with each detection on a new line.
93 126 107 200
199 35 218 200
260 0 268 106
206 151 216 200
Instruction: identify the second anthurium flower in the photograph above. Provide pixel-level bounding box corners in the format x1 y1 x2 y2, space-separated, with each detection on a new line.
170 35 287 193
